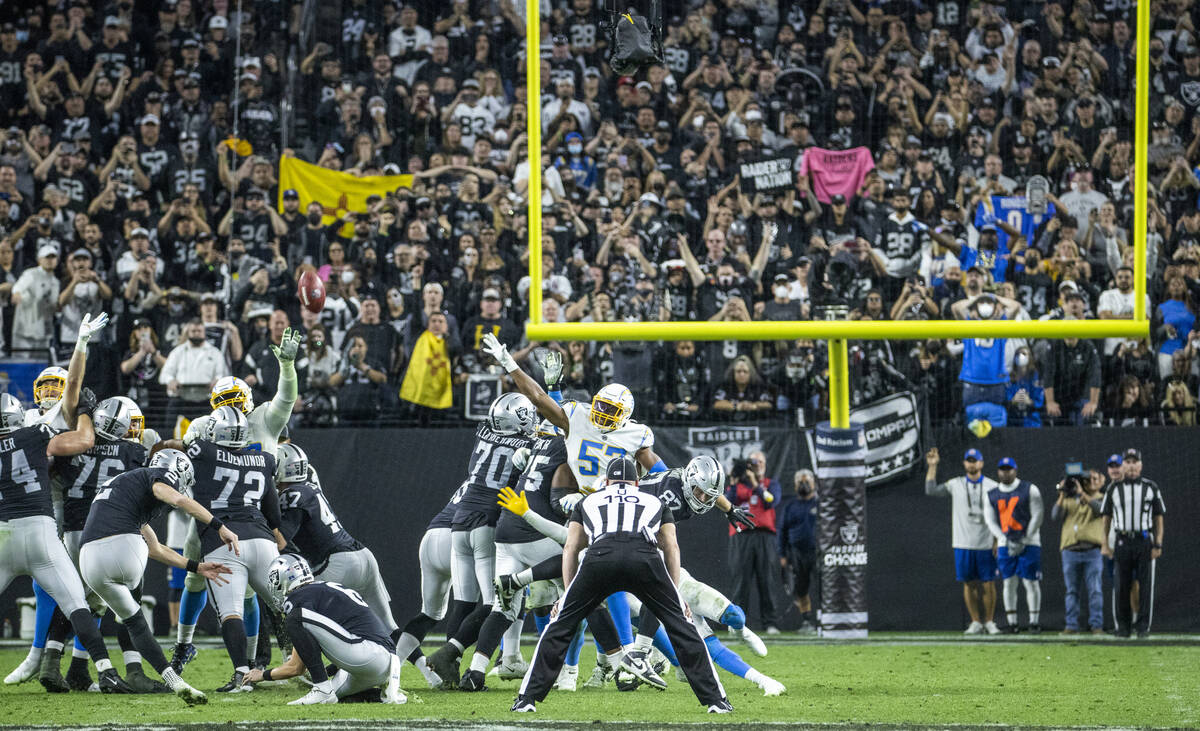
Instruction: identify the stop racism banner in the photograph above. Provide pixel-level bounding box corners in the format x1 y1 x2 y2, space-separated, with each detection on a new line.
814 421 868 639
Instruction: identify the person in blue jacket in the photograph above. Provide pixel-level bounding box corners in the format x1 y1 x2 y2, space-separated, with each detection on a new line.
1005 345 1045 427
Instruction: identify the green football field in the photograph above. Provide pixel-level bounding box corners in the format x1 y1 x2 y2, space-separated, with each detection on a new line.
1 636 1197 729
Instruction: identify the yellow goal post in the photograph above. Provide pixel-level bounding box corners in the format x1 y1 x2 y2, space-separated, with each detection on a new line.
520 0 1151 426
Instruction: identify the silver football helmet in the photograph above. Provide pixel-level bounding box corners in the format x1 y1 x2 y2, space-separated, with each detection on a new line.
206 405 249 448
486 392 537 437
0 393 24 434
682 455 726 514
267 554 314 608
149 448 196 497
113 396 145 441
275 442 310 484
92 397 133 443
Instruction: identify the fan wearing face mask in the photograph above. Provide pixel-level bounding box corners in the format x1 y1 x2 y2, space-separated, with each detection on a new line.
1004 346 1045 427
950 292 1023 427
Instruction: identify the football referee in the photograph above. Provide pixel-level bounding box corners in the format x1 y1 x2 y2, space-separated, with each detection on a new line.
1100 448 1165 639
513 457 731 714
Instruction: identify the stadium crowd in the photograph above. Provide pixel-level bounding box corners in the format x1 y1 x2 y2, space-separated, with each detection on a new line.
0 0 1197 429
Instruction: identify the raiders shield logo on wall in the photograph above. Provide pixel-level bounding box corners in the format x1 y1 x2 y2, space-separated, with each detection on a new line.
840 522 859 544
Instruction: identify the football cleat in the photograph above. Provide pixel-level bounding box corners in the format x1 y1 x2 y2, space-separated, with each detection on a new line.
459 669 486 692
176 681 208 706
65 661 95 692
757 675 786 697
493 655 529 680
170 642 197 674
216 670 253 693
98 668 134 694
708 699 734 713
381 655 406 705
583 663 614 689
510 696 536 712
288 688 337 705
493 575 521 615
741 627 768 657
427 645 462 688
1028 624 1042 635
6 648 43 684
38 648 69 693
618 650 667 691
126 667 170 694
554 664 578 692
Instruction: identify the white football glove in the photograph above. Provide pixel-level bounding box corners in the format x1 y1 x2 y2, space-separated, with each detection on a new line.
512 446 531 472
541 350 564 388
481 332 518 373
1006 538 1025 557
559 493 584 513
75 312 110 352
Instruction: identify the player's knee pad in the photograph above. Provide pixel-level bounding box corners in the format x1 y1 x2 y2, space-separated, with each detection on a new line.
719 604 746 630
681 574 733 623
526 580 561 611
184 570 207 593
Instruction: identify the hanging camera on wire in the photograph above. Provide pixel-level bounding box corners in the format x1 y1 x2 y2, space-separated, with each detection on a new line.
604 0 664 76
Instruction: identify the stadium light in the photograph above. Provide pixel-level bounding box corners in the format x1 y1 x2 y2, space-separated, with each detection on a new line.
522 5 1151 427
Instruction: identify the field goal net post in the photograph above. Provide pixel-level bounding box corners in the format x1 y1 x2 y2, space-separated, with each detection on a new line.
520 0 1150 427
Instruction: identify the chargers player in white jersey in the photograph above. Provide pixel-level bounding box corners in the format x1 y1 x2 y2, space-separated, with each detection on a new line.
5 313 109 687
481 333 671 682
168 328 302 673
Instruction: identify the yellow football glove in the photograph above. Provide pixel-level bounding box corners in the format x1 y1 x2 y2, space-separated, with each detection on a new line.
497 486 530 516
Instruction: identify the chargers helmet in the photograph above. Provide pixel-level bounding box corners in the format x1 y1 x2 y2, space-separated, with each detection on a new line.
92 398 133 443
206 405 249 448
487 392 537 437
113 397 145 441
149 448 196 497
0 393 25 434
33 367 68 410
682 455 725 514
267 554 314 608
590 383 634 431
210 376 254 414
275 443 310 484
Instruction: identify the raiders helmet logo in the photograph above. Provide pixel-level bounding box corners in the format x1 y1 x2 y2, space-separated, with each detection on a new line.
840 522 859 544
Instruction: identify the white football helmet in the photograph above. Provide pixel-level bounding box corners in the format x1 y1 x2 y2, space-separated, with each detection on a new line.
682 455 726 514
92 397 133 443
267 554 314 608
487 392 537 437
113 396 145 441
210 376 254 414
206 405 249 448
590 383 634 431
0 393 25 434
275 443 310 484
33 366 68 410
149 448 196 497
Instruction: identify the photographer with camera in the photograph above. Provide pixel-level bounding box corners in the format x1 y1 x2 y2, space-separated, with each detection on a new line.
724 451 782 635
1051 462 1105 634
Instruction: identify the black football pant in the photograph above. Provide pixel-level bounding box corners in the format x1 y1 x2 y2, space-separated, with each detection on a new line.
518 537 725 706
1113 534 1155 634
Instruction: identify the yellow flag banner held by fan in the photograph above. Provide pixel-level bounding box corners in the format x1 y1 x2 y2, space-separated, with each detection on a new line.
399 330 453 410
277 156 413 236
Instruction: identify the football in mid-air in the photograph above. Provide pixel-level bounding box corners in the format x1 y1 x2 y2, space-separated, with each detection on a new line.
297 269 326 313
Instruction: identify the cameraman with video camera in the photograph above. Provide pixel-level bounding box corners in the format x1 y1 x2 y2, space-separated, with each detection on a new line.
1051 462 1105 634
724 451 782 635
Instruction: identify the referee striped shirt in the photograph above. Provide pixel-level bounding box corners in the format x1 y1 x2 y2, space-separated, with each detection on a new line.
1100 477 1165 533
571 485 674 544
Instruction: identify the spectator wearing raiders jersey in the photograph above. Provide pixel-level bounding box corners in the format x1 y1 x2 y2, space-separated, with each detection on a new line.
1101 449 1165 638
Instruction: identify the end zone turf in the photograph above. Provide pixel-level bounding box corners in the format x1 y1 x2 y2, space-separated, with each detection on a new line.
0 636 1196 728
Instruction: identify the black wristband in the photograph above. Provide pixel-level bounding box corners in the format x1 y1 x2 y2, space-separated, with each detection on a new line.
1153 542 1162 549
208 517 224 531
263 668 273 682
185 559 199 573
